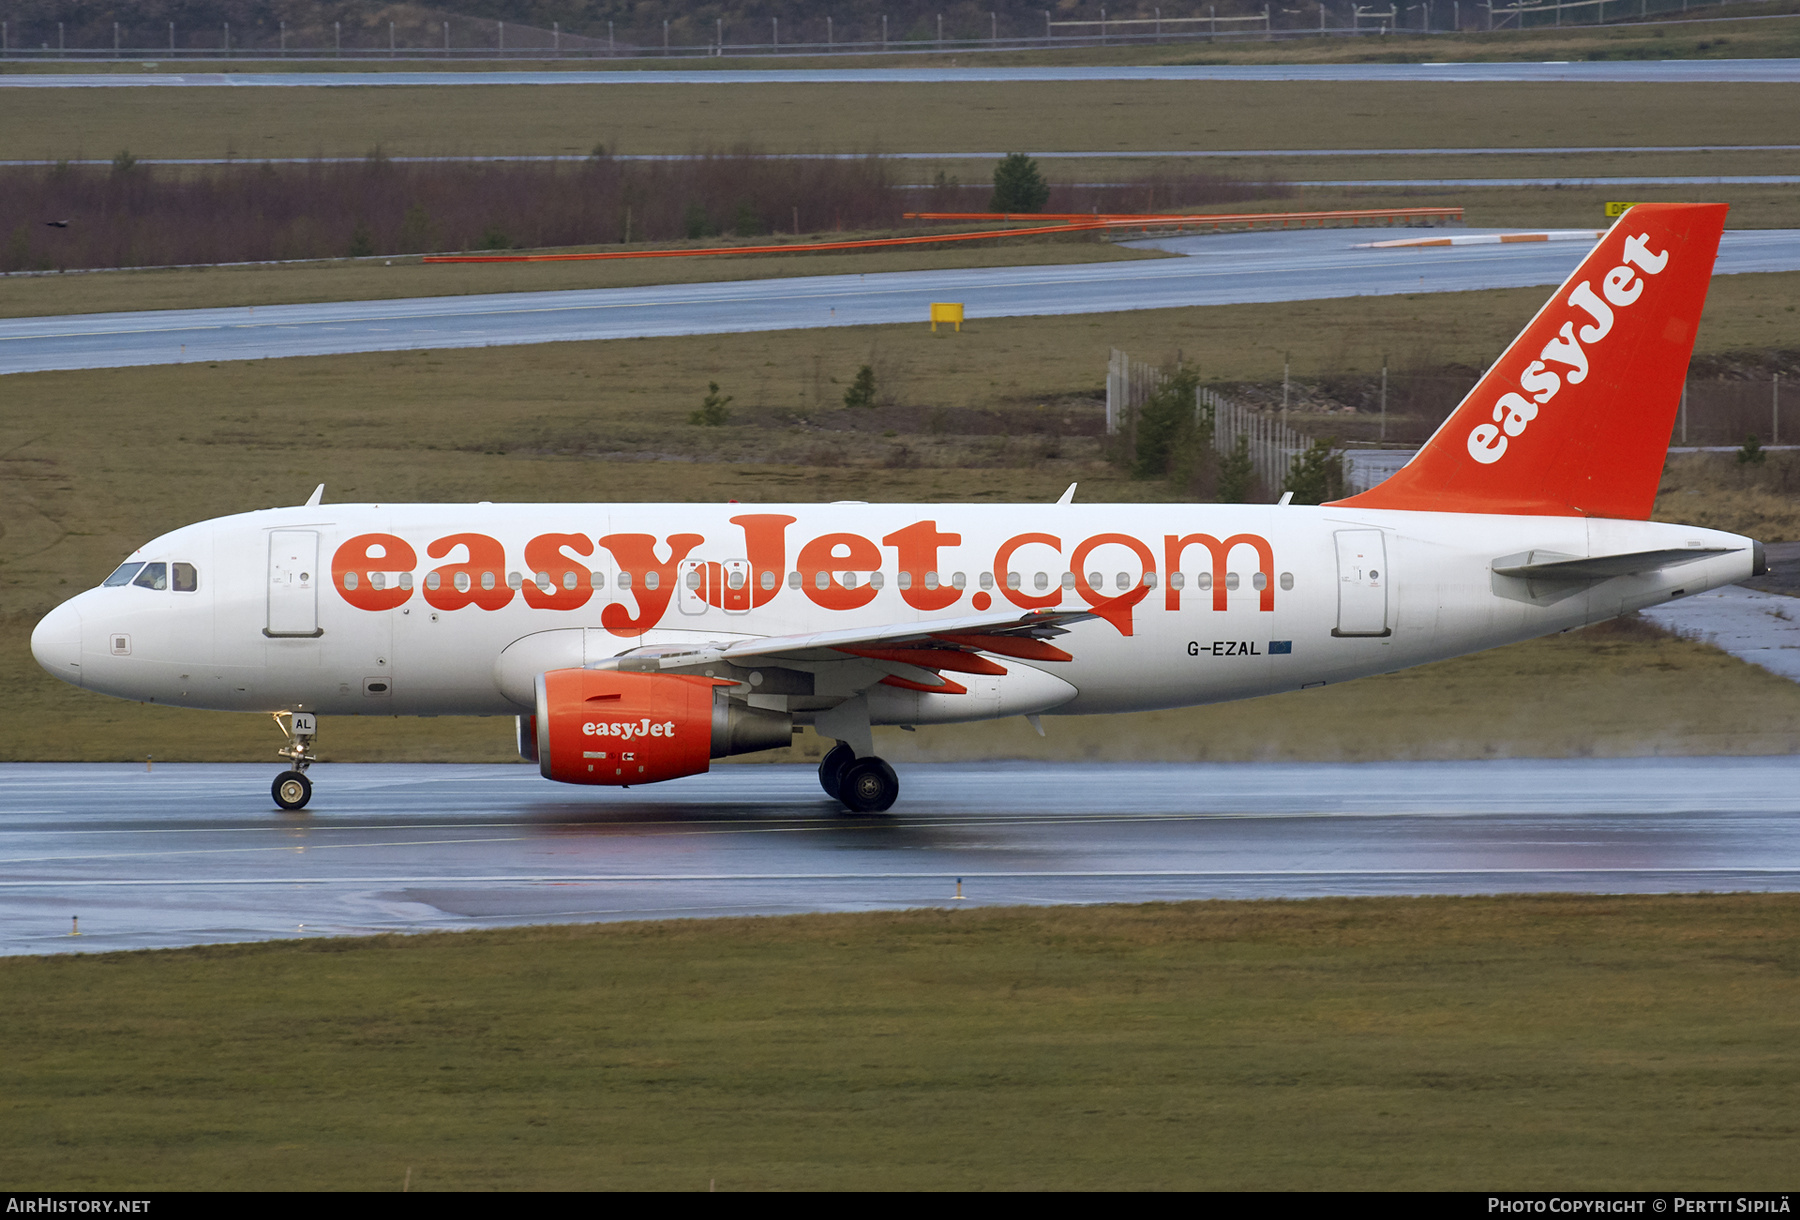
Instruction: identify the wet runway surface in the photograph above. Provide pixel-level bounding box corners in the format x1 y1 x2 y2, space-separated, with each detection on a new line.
6 228 1798 375
6 758 1800 956
7 61 1800 84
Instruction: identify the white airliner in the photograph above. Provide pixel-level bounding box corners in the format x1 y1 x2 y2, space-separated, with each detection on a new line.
31 203 1760 813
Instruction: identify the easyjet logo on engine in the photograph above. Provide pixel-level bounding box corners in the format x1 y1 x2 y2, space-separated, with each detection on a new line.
1466 231 1669 465
331 517 1279 637
584 719 676 740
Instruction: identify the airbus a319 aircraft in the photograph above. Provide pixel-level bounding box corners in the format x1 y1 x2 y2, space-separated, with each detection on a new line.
31 203 1761 813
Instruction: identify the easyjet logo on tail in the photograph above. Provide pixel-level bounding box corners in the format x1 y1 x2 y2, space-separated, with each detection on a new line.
1467 232 1669 465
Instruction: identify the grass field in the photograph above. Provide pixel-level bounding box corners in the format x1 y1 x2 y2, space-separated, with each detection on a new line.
4 894 1797 1189
6 80 1798 161
3 2 1796 71
5 272 1799 764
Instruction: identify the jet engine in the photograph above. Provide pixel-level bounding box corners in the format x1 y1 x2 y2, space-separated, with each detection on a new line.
533 668 793 786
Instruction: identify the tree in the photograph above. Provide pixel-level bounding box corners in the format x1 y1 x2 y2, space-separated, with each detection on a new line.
1131 365 1203 480
989 153 1050 214
843 365 877 409
1283 438 1347 505
690 382 733 426
1217 435 1255 503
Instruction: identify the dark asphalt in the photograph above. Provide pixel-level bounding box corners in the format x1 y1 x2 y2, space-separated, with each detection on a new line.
6 758 1800 956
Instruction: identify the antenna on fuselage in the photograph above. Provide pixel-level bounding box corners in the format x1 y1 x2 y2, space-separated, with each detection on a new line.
304 484 324 507
1055 483 1076 505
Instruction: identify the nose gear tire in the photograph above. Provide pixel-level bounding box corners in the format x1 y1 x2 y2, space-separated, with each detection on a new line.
273 770 312 811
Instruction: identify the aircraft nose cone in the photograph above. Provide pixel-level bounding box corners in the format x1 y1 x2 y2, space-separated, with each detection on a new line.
31 600 83 688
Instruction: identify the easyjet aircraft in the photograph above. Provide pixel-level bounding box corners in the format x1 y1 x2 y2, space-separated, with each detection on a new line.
31 204 1759 814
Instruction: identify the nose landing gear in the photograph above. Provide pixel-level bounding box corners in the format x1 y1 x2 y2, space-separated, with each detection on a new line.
272 710 317 811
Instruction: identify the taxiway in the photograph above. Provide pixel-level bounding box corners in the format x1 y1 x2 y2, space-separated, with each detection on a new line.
6 228 1798 375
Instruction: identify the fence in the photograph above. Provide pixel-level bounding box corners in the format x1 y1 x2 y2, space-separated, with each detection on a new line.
1105 349 1164 437
1109 349 1325 499
0 1 1769 60
1676 377 1789 447
1211 396 1316 499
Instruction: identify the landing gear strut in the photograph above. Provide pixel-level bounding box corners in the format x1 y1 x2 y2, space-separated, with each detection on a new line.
272 710 317 811
818 740 900 814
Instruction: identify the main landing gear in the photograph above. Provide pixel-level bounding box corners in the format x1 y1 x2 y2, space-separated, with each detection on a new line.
272 710 318 812
818 741 900 814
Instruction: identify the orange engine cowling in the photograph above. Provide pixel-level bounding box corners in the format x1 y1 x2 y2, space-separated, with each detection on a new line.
533 668 792 786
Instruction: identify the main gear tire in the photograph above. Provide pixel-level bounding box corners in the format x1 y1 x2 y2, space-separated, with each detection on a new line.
273 770 312 811
838 757 900 814
818 742 856 799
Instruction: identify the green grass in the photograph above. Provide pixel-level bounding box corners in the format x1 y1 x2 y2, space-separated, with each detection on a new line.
6 79 1798 161
4 894 1798 1189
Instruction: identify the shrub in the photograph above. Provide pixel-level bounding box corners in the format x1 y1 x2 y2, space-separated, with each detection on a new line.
690 382 733 427
1739 434 1767 464
843 365 877 409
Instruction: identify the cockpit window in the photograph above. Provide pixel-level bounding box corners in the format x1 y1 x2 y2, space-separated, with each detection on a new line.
131 562 168 591
172 562 198 593
103 562 145 588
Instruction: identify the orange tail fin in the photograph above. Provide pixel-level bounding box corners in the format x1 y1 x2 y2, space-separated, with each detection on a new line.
1329 202 1727 519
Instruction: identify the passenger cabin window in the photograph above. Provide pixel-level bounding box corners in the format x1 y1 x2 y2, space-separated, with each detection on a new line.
172 562 198 593
103 562 145 588
132 562 168 591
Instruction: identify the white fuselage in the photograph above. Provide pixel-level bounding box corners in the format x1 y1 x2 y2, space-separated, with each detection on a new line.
30 501 1755 727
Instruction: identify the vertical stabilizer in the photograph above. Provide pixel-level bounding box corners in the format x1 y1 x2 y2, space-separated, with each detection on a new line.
1329 203 1728 519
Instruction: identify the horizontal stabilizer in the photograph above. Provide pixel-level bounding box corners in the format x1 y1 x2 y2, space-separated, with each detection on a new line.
1491 547 1737 582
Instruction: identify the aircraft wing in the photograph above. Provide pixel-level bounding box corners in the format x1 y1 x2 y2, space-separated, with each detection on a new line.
598 606 1095 691
718 606 1093 664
